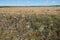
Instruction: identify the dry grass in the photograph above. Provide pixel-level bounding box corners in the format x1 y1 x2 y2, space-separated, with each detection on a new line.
0 7 60 15
0 6 60 40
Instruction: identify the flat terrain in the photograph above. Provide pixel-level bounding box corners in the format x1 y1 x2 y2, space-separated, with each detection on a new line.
0 6 60 15
0 6 60 40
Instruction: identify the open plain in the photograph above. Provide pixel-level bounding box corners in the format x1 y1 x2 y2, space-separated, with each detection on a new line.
0 6 60 40
0 6 60 15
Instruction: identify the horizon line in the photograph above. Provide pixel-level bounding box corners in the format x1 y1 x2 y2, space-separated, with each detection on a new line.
0 5 60 7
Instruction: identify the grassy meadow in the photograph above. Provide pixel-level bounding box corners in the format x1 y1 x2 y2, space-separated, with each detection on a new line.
0 6 60 40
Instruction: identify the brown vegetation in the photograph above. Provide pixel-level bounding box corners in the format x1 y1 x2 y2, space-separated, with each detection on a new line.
0 7 60 15
0 6 60 40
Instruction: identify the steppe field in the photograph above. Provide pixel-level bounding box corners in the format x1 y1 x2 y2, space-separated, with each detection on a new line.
0 6 60 15
0 6 60 40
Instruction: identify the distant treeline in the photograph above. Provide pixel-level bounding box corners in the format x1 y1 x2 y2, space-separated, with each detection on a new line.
0 5 60 8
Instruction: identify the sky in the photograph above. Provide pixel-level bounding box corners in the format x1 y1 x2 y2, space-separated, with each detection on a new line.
0 0 60 6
